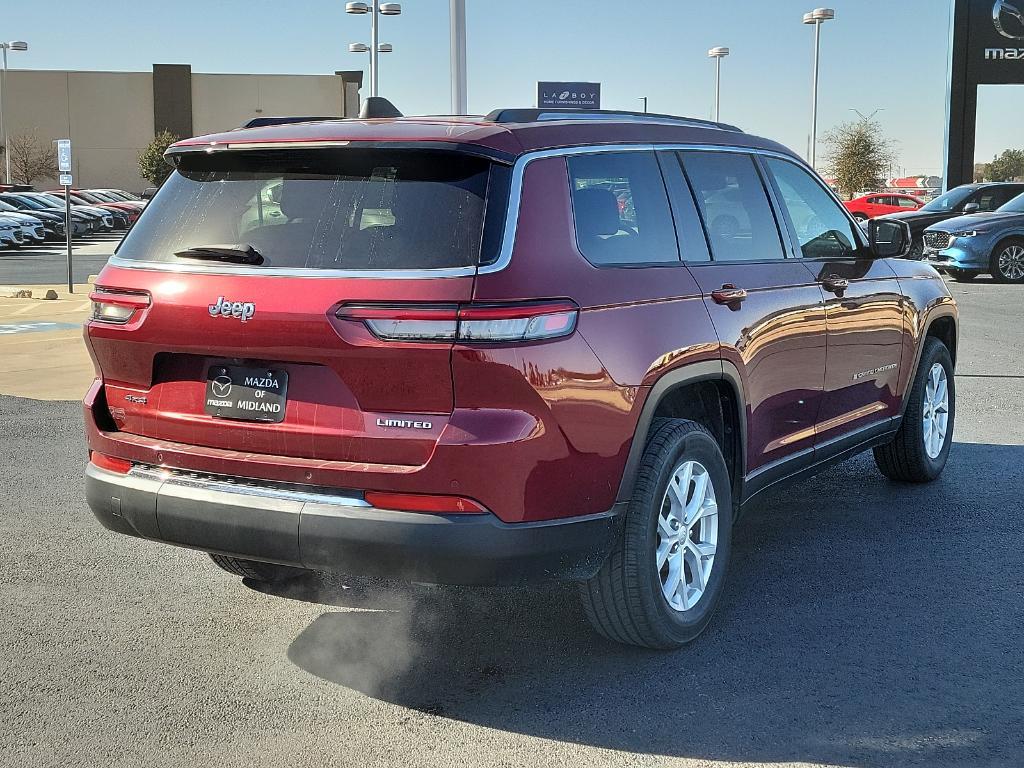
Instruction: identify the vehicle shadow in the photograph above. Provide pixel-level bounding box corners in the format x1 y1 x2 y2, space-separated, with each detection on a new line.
268 442 1024 766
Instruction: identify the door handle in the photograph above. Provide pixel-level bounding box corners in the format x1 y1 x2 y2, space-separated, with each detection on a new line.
711 284 748 305
821 275 849 294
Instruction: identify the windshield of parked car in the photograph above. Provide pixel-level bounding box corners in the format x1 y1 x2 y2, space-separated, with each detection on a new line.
997 192 1024 213
921 187 974 212
7 195 47 210
117 148 493 271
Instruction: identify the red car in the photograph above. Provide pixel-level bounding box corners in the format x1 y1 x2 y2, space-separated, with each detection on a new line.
844 192 924 220
83 104 958 648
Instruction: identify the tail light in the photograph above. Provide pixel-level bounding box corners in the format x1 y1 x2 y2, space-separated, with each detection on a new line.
364 491 487 514
337 300 578 343
89 451 132 474
89 288 150 324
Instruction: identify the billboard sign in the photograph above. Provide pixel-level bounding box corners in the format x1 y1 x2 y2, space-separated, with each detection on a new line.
537 82 601 110
946 0 1024 187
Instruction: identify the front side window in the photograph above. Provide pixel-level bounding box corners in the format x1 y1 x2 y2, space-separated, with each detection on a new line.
116 149 491 271
974 186 1020 211
680 151 785 262
765 158 858 259
567 151 679 266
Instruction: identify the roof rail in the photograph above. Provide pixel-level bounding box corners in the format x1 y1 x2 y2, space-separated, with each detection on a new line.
484 108 742 133
241 116 341 129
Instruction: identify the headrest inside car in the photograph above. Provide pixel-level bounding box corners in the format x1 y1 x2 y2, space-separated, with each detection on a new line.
573 187 622 238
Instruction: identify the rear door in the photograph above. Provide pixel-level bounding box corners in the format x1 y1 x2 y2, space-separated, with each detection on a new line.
87 147 498 468
666 150 827 475
762 156 905 446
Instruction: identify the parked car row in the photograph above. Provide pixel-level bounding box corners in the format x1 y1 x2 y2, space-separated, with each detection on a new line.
0 188 145 251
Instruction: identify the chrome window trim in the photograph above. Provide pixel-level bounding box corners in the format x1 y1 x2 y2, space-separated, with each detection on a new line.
108 141 814 280
105 254 477 279
480 142 812 275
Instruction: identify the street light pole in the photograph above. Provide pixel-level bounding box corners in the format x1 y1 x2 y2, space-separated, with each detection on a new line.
0 41 29 185
450 0 467 114
707 47 729 122
370 1 379 96
346 3 400 98
803 9 834 169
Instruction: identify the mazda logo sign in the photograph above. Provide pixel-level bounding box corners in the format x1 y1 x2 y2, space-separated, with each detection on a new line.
994 0 1024 39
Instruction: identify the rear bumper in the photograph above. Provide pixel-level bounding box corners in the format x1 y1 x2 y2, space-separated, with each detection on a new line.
86 463 621 585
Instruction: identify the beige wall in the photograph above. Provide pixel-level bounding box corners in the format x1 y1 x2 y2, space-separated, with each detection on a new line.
4 68 356 193
2 69 153 192
191 73 346 136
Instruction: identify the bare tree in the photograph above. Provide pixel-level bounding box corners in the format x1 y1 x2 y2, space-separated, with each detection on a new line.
822 117 896 200
6 133 58 186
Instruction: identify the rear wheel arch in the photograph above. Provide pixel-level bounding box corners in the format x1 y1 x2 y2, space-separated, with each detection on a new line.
617 361 746 517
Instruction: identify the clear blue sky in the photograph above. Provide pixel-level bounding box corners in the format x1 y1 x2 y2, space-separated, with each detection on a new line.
5 0 1021 176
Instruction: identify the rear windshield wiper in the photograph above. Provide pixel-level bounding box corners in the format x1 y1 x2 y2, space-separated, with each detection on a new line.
174 244 264 265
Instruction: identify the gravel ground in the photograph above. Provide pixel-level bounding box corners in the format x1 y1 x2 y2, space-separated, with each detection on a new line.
2 281 1022 768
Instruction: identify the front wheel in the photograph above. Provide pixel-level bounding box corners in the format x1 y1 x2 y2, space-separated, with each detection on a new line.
991 238 1024 283
873 337 954 482
579 419 732 649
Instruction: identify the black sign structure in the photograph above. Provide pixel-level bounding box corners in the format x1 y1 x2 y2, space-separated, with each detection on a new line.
537 82 601 110
946 0 1024 187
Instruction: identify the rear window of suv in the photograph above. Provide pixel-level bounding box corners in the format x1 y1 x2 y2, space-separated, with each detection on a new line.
117 149 494 271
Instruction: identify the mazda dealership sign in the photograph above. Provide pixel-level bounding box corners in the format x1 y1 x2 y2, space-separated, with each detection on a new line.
945 0 1024 186
537 82 601 110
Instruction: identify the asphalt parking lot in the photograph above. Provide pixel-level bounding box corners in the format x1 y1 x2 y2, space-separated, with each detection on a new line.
2 277 1022 768
0 234 118 285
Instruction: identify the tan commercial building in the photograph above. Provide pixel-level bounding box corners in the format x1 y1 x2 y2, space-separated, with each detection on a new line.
1 64 363 192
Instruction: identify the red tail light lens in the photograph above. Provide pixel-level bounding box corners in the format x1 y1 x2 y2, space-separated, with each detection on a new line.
338 301 578 343
89 451 132 474
89 288 150 324
364 491 487 514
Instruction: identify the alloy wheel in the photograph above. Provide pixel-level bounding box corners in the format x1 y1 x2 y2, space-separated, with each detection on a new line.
922 362 950 459
997 245 1024 281
656 460 719 612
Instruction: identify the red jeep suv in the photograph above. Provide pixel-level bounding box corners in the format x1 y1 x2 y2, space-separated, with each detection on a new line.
84 105 957 649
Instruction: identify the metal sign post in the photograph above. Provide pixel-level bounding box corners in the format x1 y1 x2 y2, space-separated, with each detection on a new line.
56 140 73 293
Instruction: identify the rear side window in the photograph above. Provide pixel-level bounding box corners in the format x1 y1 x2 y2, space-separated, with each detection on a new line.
764 158 858 259
117 149 492 270
679 151 785 262
567 151 679 266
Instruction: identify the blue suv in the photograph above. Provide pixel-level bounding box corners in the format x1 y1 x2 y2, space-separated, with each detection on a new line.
923 191 1024 283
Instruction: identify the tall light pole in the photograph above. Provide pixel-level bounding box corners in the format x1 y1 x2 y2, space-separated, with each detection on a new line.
349 41 393 76
450 0 467 114
707 47 729 122
0 40 29 185
803 8 834 169
345 2 402 98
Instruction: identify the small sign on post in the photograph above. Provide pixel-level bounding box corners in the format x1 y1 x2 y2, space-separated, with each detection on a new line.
56 139 74 294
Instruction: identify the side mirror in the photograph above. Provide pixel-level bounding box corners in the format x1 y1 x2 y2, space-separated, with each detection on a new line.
869 218 911 259
962 202 980 214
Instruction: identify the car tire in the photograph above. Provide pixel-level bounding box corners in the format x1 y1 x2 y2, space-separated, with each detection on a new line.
990 237 1024 283
907 238 924 260
579 418 733 649
852 212 868 222
873 337 954 482
947 268 979 282
208 553 308 583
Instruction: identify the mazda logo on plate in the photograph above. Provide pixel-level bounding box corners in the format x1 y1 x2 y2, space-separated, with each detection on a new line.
994 0 1024 39
211 376 232 398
